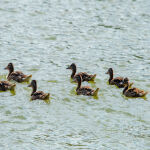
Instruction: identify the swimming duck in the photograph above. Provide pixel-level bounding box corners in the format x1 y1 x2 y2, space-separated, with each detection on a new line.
106 68 131 88
28 80 50 100
5 63 32 83
123 78 148 97
0 81 16 91
75 75 99 96
66 63 96 82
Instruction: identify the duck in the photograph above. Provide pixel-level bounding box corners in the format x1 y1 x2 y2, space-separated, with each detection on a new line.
123 78 148 98
5 63 32 83
75 75 99 96
106 68 132 88
66 63 96 82
28 80 50 100
0 81 16 91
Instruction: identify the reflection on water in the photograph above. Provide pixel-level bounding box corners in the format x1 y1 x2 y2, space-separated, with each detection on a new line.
0 0 150 149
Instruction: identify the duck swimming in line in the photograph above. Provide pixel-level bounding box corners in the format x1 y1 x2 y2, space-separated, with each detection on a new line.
28 80 50 100
5 63 32 83
0 81 16 91
66 63 96 82
75 75 99 96
106 68 132 88
123 78 148 98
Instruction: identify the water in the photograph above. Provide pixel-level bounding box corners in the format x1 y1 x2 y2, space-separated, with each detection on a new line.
0 0 150 149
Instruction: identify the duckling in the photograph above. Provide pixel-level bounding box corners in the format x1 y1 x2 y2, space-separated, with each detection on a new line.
106 68 131 88
66 63 96 82
5 63 32 83
123 78 148 98
28 80 50 100
75 75 99 96
0 81 16 91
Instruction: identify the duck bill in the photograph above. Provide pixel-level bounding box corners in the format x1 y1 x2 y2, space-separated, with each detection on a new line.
66 66 71 69
105 71 109 74
4 66 8 70
28 84 31 87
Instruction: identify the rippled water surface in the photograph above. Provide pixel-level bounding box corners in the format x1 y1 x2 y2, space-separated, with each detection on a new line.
0 0 150 149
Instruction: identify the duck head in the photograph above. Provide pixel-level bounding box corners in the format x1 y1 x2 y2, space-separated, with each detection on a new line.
66 63 76 70
4 63 14 73
66 63 77 78
28 80 36 87
123 77 129 86
106 68 114 83
106 68 113 75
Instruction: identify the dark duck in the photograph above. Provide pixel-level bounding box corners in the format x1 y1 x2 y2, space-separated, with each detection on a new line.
123 78 148 98
75 75 99 96
106 68 132 88
0 81 16 91
66 63 96 82
5 63 32 83
28 80 50 100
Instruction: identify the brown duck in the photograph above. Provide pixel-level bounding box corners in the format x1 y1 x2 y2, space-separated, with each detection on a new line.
0 81 16 91
106 68 132 88
75 75 99 96
28 80 50 100
123 78 148 98
5 63 32 83
66 63 96 82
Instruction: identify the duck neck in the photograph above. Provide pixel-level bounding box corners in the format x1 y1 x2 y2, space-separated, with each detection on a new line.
76 79 81 91
8 66 14 77
109 71 113 84
31 84 37 95
123 85 128 94
71 67 76 78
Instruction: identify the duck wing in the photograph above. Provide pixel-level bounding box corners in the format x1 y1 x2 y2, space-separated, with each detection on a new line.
0 81 12 86
132 88 147 97
9 71 27 82
32 91 49 100
77 86 94 96
126 88 144 97
111 77 125 88
76 72 96 82
112 77 124 83
15 71 27 77
0 81 8 91
0 81 15 91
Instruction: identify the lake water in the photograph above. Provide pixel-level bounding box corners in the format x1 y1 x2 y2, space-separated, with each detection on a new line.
0 0 150 149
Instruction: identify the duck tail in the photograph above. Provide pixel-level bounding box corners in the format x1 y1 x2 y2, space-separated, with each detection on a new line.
45 93 50 99
129 82 133 87
93 88 99 97
10 84 16 90
91 74 96 81
143 91 148 97
24 75 32 82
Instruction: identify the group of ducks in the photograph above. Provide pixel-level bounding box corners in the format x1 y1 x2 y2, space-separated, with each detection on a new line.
0 63 49 100
0 63 148 101
66 63 148 98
